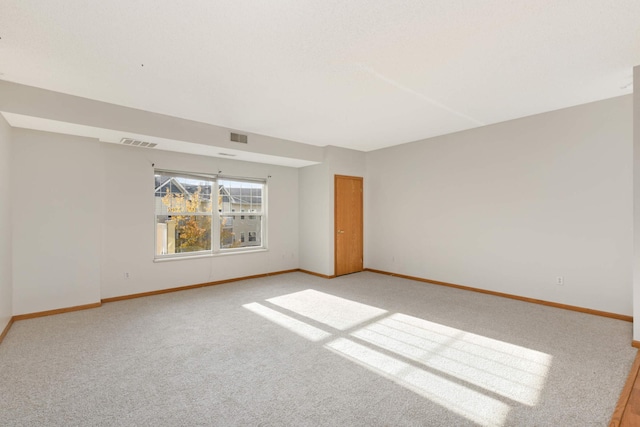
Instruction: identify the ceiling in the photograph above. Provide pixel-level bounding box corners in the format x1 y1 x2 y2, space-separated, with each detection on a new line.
0 0 638 154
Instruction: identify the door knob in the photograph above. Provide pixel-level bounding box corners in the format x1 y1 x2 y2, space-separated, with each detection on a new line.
337 229 345 234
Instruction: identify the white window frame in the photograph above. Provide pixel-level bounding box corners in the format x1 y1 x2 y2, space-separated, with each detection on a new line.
154 170 267 260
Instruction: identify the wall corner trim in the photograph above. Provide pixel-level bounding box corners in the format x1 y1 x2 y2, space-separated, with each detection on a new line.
0 317 14 345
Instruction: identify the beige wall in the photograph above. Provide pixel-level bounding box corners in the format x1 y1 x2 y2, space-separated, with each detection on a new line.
633 65 640 338
3 87 637 324
0 80 323 166
11 130 103 314
0 114 12 329
9 129 299 314
366 95 633 316
101 142 298 299
299 146 366 276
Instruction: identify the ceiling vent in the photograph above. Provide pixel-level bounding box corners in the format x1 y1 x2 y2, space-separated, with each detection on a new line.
230 132 248 144
121 138 157 148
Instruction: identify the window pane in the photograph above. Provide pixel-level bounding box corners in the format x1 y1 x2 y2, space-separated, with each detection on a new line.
220 215 262 249
156 215 211 255
218 179 263 214
155 174 213 215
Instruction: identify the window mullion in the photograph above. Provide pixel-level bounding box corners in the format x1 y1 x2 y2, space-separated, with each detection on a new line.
213 180 221 253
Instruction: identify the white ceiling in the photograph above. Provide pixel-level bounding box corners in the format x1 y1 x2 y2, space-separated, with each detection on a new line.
0 0 638 153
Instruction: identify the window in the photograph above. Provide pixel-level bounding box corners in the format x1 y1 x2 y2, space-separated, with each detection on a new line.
218 179 264 250
155 171 266 258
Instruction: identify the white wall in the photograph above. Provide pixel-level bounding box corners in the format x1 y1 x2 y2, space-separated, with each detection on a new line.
366 96 633 316
299 146 366 276
9 129 300 311
633 65 640 338
299 161 331 275
5 93 635 320
12 130 102 315
101 143 299 299
0 80 323 165
0 114 12 329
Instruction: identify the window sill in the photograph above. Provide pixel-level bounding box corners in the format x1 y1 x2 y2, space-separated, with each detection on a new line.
153 248 268 263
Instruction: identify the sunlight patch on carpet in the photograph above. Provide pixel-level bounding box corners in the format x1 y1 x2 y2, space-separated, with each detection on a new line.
326 337 509 427
351 313 552 406
244 289 554 426
243 302 332 342
267 289 387 330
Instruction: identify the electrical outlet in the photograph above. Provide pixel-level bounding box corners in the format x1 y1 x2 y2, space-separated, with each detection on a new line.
124 272 130 279
556 276 564 286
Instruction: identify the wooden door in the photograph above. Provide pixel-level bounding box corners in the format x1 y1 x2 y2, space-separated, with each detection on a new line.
335 175 363 276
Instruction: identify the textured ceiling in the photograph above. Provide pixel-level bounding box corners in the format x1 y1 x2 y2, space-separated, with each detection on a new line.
0 0 638 152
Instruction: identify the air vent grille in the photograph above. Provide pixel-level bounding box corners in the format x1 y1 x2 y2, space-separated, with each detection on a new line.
121 138 157 148
230 132 248 144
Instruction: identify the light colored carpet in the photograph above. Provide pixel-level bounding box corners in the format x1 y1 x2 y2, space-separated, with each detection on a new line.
0 271 635 426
